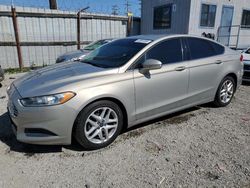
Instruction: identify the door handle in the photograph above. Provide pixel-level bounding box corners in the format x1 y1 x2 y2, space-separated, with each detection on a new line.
215 60 223 64
175 66 186 71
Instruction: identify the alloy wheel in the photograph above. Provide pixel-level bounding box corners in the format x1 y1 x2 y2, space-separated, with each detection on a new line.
84 107 118 144
220 79 234 104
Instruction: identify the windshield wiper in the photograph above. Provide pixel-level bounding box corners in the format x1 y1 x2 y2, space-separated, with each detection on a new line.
94 55 127 61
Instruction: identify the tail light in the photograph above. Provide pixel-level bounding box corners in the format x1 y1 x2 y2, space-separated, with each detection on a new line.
240 54 243 62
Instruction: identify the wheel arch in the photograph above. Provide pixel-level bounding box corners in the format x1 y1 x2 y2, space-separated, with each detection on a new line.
225 72 238 89
213 72 238 101
71 97 128 140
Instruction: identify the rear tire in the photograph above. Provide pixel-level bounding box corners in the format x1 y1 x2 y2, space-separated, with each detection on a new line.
213 76 236 107
74 100 123 150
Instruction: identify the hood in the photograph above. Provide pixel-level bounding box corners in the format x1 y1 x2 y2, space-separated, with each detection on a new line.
56 50 91 63
13 62 118 97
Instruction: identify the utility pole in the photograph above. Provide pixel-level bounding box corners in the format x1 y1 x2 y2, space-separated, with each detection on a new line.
124 0 131 15
77 7 90 50
112 5 119 15
49 0 57 10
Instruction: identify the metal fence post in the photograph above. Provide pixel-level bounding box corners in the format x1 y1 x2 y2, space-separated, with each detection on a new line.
77 12 81 50
236 25 241 49
11 6 23 70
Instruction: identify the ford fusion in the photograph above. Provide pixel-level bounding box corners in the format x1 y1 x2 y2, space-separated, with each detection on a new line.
7 35 243 150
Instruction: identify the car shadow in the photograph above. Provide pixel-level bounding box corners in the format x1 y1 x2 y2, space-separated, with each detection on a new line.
123 106 201 133
0 105 205 154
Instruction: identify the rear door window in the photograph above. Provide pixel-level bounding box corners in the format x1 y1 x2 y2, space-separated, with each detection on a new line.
209 41 225 55
186 38 223 60
146 38 183 64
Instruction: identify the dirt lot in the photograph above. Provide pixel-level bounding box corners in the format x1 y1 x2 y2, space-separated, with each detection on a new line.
0 73 249 188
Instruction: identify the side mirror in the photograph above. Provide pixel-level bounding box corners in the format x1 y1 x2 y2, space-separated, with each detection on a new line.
141 59 162 71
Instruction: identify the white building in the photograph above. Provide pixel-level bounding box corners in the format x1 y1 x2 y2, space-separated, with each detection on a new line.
141 0 250 49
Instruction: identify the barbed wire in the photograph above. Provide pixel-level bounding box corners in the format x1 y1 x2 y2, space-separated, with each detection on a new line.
0 0 141 16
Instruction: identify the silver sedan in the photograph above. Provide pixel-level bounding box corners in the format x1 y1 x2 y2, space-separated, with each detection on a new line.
56 39 114 63
7 35 243 150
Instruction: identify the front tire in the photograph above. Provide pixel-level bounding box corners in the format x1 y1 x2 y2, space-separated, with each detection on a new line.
74 100 123 150
213 76 236 107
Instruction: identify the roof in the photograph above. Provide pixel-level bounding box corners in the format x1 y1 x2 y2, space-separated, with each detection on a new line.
127 34 170 41
127 34 203 41
128 34 224 43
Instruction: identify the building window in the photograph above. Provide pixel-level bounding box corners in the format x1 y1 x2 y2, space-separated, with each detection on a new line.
200 4 217 27
153 5 172 29
241 10 250 28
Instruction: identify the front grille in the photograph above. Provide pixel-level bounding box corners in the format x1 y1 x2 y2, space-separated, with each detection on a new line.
13 104 18 117
8 111 18 133
11 119 17 132
8 102 18 117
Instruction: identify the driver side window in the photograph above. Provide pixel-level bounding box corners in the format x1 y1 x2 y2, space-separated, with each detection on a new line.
132 38 183 69
146 38 183 64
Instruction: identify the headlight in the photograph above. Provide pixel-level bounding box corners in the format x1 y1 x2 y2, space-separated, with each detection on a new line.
20 92 76 107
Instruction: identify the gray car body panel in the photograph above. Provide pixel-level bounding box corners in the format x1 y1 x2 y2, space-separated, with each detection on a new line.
8 34 243 145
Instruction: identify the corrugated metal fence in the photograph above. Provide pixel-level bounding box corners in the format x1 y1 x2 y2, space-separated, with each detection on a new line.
0 5 140 69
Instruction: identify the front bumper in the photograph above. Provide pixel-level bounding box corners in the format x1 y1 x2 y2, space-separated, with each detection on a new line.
7 85 78 145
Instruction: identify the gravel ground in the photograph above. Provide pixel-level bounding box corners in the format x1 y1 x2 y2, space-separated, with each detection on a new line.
0 73 249 188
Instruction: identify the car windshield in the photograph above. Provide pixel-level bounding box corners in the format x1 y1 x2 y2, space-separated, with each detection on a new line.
81 38 151 68
246 48 250 54
83 40 109 51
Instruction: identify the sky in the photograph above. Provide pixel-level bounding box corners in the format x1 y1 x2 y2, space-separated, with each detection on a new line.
0 0 141 16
